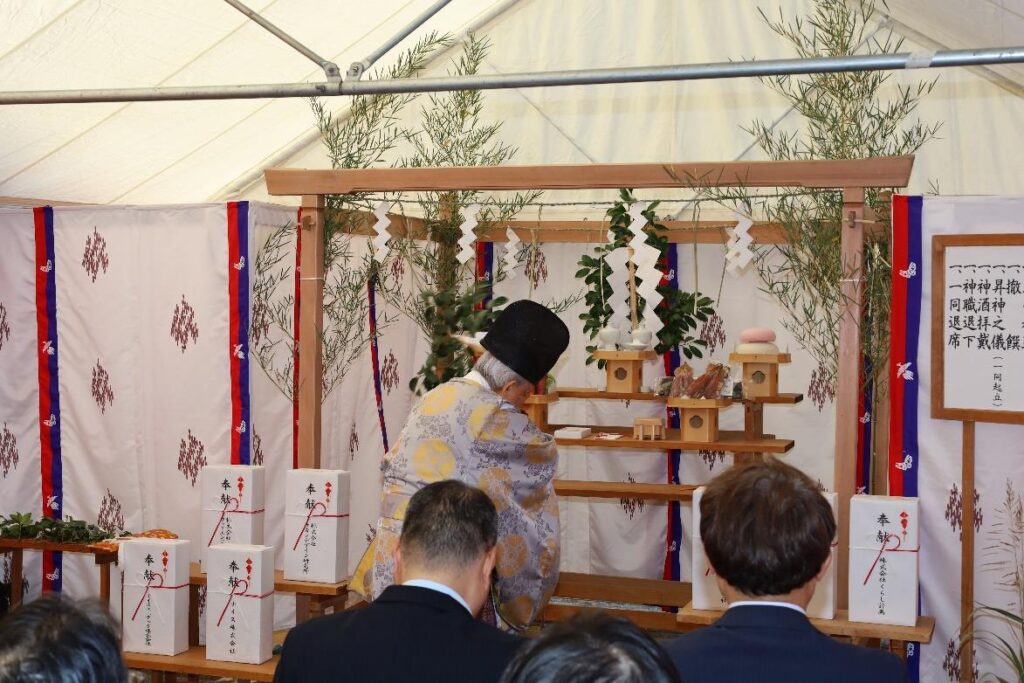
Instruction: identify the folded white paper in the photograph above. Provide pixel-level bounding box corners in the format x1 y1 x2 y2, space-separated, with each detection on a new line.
553 427 592 439
121 538 191 656
848 495 920 626
807 492 838 620
284 469 351 583
690 487 727 611
201 465 266 570
206 544 274 664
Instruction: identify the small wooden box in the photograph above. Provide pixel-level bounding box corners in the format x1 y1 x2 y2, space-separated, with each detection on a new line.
593 350 658 394
728 353 791 399
667 398 732 443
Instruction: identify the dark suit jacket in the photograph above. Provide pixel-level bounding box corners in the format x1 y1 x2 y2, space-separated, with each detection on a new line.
274 584 522 683
665 605 908 683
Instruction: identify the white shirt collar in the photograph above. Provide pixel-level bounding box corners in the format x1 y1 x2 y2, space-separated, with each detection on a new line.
464 369 489 388
728 600 806 615
402 579 473 615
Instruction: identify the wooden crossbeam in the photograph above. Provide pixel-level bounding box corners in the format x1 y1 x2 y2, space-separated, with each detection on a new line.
554 572 692 607
333 214 884 245
265 157 914 195
555 480 696 501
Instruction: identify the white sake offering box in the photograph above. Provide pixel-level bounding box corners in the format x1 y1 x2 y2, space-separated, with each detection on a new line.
121 538 191 656
284 468 351 583
206 544 274 665
201 465 266 570
690 487 727 611
848 495 919 626
807 492 838 620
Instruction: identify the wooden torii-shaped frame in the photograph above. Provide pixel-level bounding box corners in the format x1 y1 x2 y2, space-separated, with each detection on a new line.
264 155 915 612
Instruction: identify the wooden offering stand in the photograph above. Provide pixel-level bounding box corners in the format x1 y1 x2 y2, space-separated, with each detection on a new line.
593 350 658 393
0 538 118 609
729 352 791 399
666 397 733 443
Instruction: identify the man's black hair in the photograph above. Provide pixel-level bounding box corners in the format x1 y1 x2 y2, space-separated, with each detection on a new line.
500 611 681 683
0 593 126 683
401 479 499 569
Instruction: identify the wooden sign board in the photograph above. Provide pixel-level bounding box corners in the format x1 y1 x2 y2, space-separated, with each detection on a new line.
931 233 1024 424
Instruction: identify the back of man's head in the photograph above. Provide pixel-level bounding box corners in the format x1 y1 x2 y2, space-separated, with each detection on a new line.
500 611 681 683
701 457 836 597
400 479 498 574
0 594 126 683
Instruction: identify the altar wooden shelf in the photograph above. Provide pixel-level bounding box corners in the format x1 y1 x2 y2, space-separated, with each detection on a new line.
188 562 347 645
551 425 794 454
555 480 696 502
556 387 804 405
0 537 118 609
124 629 286 682
677 602 935 660
125 647 278 682
543 572 694 633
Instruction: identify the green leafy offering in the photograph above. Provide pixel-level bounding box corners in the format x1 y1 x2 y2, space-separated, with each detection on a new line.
0 512 121 544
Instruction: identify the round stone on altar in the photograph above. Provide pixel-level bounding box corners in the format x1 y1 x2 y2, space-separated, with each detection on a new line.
736 327 779 355
739 327 776 343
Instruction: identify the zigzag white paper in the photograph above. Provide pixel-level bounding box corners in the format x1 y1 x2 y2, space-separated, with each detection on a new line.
370 201 392 259
603 246 632 328
627 202 648 239
502 228 521 281
725 210 754 276
456 203 482 265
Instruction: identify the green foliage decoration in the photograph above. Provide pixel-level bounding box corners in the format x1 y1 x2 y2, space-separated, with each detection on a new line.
577 189 715 365
0 512 122 544
410 285 508 394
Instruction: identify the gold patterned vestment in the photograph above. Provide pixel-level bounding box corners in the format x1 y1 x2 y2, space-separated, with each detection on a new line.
351 375 560 630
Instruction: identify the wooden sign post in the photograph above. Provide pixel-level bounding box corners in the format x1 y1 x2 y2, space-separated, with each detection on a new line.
931 233 1024 682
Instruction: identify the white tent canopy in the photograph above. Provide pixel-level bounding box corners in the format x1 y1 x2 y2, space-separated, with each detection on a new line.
1 0 1023 206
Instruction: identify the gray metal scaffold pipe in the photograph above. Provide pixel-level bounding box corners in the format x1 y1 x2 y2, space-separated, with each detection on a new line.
347 0 455 79
1 46 1022 105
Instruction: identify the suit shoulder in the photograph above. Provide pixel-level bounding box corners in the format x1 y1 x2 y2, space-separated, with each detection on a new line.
664 627 716 656
282 610 358 650
827 637 905 673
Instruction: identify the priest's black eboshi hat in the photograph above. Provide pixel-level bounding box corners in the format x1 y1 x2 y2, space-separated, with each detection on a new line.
480 300 570 384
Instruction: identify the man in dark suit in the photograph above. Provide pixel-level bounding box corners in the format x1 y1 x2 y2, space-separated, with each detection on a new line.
275 479 521 683
665 458 908 683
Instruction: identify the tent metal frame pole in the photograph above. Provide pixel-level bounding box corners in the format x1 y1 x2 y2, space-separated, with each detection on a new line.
222 0 341 80
347 0 455 79
1 46 1022 105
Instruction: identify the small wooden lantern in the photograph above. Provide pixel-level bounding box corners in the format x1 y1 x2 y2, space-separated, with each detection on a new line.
633 417 665 440
728 353 791 399
667 398 732 443
593 350 658 394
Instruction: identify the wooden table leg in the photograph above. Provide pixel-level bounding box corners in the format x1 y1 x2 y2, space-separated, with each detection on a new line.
99 562 111 606
295 594 312 624
10 549 23 609
187 585 200 647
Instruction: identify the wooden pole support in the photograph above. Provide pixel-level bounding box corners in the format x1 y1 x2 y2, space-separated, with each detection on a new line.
297 195 325 469
960 420 976 683
10 549 23 609
835 187 865 611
